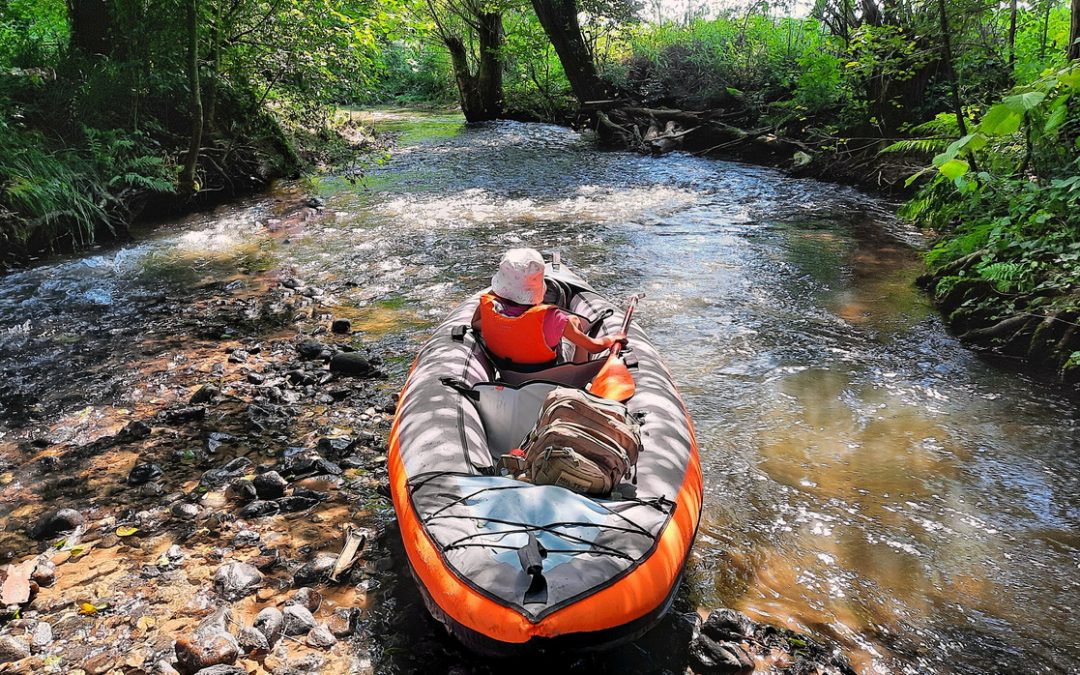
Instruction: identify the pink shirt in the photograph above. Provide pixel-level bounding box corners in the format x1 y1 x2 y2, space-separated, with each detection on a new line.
493 298 569 349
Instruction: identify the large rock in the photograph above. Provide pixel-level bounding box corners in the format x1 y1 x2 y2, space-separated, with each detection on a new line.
701 608 754 642
282 605 316 636
253 471 288 500
253 607 284 647
30 508 84 540
213 563 263 601
0 636 30 663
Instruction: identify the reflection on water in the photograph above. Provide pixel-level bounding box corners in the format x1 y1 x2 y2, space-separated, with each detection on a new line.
1 109 1078 673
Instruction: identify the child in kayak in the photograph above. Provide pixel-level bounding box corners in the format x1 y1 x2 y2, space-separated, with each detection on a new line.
471 248 623 366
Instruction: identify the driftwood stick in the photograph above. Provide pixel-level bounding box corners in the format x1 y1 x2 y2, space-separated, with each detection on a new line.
329 527 366 582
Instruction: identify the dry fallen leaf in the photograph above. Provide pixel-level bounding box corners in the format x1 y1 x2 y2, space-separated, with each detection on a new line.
115 526 138 537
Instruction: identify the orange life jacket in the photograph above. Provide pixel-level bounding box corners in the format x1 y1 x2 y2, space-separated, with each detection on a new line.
478 292 558 365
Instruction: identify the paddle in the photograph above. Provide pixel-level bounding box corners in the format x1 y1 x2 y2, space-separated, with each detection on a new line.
589 294 640 402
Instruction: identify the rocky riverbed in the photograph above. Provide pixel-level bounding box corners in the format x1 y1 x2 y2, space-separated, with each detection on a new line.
0 189 861 674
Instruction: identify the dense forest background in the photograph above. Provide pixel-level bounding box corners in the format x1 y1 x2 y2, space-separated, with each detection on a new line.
2 0 1079 374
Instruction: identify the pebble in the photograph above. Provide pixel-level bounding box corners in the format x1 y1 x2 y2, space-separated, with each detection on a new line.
119 419 152 440
213 562 263 601
30 508 84 540
286 587 322 613
236 626 269 654
31 559 56 587
193 665 246 675
84 651 117 674
171 502 199 520
164 406 206 423
253 471 288 499
128 462 163 485
292 552 337 586
282 605 317 636
306 623 337 649
279 495 320 512
238 500 279 518
329 352 376 376
174 634 239 675
316 437 354 456
253 607 284 647
189 385 219 404
30 621 53 652
228 479 257 503
296 340 328 360
327 607 359 638
232 530 260 548
0 635 30 663
331 318 351 334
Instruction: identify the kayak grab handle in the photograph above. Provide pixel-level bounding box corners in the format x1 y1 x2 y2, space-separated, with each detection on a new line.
518 532 548 605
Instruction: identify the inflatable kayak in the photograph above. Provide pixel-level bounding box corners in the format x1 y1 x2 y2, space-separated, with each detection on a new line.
388 262 703 655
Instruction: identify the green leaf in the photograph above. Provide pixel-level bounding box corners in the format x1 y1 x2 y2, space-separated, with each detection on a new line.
1059 68 1080 89
1003 91 1046 112
979 104 1023 135
1045 96 1069 134
938 159 970 180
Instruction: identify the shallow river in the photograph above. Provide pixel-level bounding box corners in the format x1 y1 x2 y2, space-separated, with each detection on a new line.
2 111 1079 674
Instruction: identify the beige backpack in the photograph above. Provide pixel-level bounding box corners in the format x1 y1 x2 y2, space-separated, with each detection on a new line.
521 388 642 496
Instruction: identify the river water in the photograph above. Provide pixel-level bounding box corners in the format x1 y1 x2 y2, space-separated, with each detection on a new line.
2 111 1078 673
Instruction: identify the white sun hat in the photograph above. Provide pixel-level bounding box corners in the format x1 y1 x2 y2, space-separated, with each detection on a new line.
491 248 546 306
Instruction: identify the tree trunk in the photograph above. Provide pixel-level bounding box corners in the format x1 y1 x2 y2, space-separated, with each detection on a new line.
476 12 504 119
937 0 968 137
67 0 112 55
1008 0 1018 70
1069 0 1080 60
205 0 223 132
530 0 605 104
180 0 203 195
445 36 485 122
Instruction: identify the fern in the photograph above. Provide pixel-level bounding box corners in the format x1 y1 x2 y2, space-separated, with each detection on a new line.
978 261 1026 292
909 112 963 136
881 137 951 154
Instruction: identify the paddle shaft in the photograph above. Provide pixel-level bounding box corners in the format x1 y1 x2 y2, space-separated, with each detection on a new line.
609 295 639 356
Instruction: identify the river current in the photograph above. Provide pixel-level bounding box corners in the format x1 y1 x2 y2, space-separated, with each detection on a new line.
2 111 1078 674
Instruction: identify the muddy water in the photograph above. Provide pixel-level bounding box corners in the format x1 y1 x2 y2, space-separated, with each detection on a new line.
2 110 1079 674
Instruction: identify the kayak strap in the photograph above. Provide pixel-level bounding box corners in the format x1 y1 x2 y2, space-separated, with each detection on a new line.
439 376 479 401
517 532 548 605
